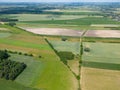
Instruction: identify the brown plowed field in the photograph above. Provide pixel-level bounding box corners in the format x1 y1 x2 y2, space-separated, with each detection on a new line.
84 30 120 38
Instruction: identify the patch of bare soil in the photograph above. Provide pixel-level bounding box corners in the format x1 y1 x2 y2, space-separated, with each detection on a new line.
21 28 84 37
84 30 120 38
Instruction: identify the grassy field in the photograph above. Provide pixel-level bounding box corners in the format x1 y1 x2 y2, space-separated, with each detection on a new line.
6 14 84 21
0 79 39 90
83 42 120 60
82 42 120 70
9 54 44 86
0 32 12 38
48 40 80 55
0 25 78 90
21 17 120 25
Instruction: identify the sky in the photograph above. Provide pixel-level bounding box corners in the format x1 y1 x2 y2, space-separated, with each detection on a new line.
0 0 120 2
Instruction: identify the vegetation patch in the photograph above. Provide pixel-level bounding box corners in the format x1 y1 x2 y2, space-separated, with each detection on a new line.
0 50 26 80
58 51 74 64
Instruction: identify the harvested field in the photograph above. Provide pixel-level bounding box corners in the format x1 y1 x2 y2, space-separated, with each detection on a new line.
84 30 120 38
21 28 84 37
81 67 120 90
0 28 8 31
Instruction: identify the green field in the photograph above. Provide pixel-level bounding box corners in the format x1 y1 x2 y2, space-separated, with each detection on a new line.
21 17 120 25
6 14 84 21
17 16 120 30
82 42 120 70
1 4 120 90
0 32 12 38
81 42 120 90
0 79 39 90
48 40 80 55
0 25 78 90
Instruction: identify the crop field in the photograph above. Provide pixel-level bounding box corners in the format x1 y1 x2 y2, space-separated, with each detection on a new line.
83 42 120 65
0 79 39 90
17 16 120 31
81 67 120 90
20 28 84 37
48 40 80 55
68 59 80 75
44 8 100 13
21 17 120 25
1 2 120 90
81 42 120 90
7 14 83 21
0 25 78 90
84 30 120 38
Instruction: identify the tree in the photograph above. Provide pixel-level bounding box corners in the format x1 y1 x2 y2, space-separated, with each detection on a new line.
61 37 67 41
0 50 10 60
7 22 16 27
84 47 90 52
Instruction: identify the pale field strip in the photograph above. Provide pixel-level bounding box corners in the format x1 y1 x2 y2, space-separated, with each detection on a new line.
84 30 120 38
0 28 9 31
20 27 84 37
91 24 120 27
44 9 100 12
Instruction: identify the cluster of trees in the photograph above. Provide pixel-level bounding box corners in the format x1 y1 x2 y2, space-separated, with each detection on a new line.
0 50 26 80
5 22 16 27
58 51 74 65
4 50 33 57
0 18 18 22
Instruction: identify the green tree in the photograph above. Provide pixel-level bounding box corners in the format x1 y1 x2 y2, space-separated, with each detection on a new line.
0 50 10 60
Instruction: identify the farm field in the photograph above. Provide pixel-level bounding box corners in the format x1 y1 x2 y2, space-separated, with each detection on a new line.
81 42 120 90
20 17 120 25
81 67 120 90
20 27 84 37
0 25 78 90
7 14 84 21
0 2 120 90
0 79 39 90
44 8 101 13
17 16 120 31
82 42 120 69
84 30 120 38
48 40 80 55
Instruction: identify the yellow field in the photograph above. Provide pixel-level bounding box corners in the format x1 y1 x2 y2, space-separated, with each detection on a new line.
81 67 120 90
